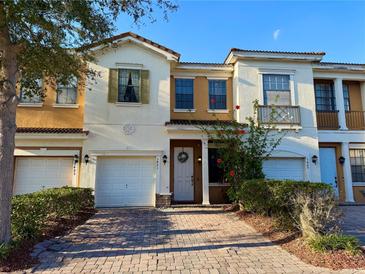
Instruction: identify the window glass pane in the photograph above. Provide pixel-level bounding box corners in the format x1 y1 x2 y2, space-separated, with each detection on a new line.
56 77 77 104
19 79 42 103
208 148 224 184
263 74 290 105
343 84 350 111
175 79 194 109
118 69 140 103
350 149 365 182
315 82 336 111
209 80 227 110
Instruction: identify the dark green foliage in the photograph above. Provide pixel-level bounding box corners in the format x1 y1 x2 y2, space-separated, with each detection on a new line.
11 187 93 241
309 234 361 254
229 179 333 228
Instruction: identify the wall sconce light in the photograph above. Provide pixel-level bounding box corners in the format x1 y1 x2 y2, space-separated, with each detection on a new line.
197 156 202 163
339 156 345 165
311 155 318 165
84 154 89 165
73 154 79 164
162 155 168 165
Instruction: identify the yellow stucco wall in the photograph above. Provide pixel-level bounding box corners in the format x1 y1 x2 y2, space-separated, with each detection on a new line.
353 186 365 203
170 76 233 121
16 79 85 128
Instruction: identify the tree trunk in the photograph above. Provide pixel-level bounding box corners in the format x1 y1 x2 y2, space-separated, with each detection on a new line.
0 1 18 244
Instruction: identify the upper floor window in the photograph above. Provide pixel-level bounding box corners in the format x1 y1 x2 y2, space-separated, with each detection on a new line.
175 79 194 109
263 74 290 105
343 83 350 111
118 69 140 103
19 79 42 104
350 149 365 182
314 82 336 111
209 80 227 110
56 77 78 104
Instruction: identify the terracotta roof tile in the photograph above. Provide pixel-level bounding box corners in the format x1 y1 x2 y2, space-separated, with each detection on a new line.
81 32 180 58
178 62 231 67
165 119 238 126
319 62 365 66
16 127 89 135
230 48 326 56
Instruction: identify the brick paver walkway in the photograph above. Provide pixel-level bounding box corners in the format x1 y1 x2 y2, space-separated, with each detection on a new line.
28 208 365 273
341 206 365 248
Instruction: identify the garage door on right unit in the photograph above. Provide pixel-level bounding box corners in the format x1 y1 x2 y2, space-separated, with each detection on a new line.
263 158 305 181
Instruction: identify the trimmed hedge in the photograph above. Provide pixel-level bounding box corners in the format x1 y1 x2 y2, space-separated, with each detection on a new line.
11 187 94 241
228 179 333 228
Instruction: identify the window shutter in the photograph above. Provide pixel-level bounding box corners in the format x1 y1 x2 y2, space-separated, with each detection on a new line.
141 70 150 104
108 69 118 103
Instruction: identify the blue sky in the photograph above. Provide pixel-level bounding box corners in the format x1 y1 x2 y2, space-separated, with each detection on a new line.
116 1 365 63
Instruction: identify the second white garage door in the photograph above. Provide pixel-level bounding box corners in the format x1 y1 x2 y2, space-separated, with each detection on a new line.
95 157 156 207
263 158 305 181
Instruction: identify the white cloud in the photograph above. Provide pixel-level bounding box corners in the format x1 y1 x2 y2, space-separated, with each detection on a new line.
273 29 281 40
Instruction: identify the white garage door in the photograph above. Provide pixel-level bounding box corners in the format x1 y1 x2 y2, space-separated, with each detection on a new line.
14 157 73 195
263 158 305 181
95 157 156 207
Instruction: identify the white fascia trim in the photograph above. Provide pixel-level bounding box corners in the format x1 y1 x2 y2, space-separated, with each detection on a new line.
91 37 179 61
233 52 323 62
258 68 296 75
353 182 365 187
15 133 88 140
90 150 163 157
15 148 80 157
173 108 196 113
53 104 79 109
115 102 142 107
18 103 43 108
349 143 365 149
176 64 233 71
207 109 229 113
115 63 143 69
206 77 229 80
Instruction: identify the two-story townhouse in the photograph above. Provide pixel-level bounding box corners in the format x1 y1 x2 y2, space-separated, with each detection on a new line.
12 32 365 207
14 75 88 194
312 62 365 203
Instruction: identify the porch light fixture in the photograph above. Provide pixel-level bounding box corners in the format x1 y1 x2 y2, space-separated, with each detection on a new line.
73 154 79 164
162 155 168 165
339 156 345 165
311 155 318 165
197 156 202 163
84 154 89 165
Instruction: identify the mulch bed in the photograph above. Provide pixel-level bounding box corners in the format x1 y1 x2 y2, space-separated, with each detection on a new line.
0 208 96 272
225 205 365 270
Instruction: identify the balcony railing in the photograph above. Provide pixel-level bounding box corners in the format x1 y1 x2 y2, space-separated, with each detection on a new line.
258 105 301 125
346 111 365 130
316 111 339 129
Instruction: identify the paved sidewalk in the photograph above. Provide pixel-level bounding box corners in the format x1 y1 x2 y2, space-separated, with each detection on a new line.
341 206 365 248
26 207 364 273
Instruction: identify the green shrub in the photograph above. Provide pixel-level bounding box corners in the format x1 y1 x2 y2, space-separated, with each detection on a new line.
0 243 11 261
229 179 333 228
309 234 361 254
11 187 94 241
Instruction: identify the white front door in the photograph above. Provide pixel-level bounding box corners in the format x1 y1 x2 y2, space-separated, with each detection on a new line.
174 147 194 201
319 147 339 196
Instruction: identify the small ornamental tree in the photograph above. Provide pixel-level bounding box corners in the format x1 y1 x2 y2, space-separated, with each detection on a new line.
198 100 284 196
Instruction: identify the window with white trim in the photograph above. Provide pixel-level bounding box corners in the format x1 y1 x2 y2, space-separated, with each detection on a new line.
350 149 365 182
19 79 43 104
118 69 141 103
263 74 291 105
56 77 78 104
175 79 194 109
209 80 227 110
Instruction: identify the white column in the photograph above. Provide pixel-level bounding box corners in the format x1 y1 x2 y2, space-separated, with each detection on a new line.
334 78 348 130
202 139 210 205
342 142 355 203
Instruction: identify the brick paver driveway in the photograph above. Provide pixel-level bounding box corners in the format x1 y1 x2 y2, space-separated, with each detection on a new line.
30 208 364 274
341 206 365 248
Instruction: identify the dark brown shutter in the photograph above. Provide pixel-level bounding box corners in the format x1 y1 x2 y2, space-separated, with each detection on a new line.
108 69 118 103
141 70 150 104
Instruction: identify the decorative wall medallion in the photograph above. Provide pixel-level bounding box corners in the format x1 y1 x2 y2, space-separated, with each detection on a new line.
177 151 189 163
122 124 136 135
